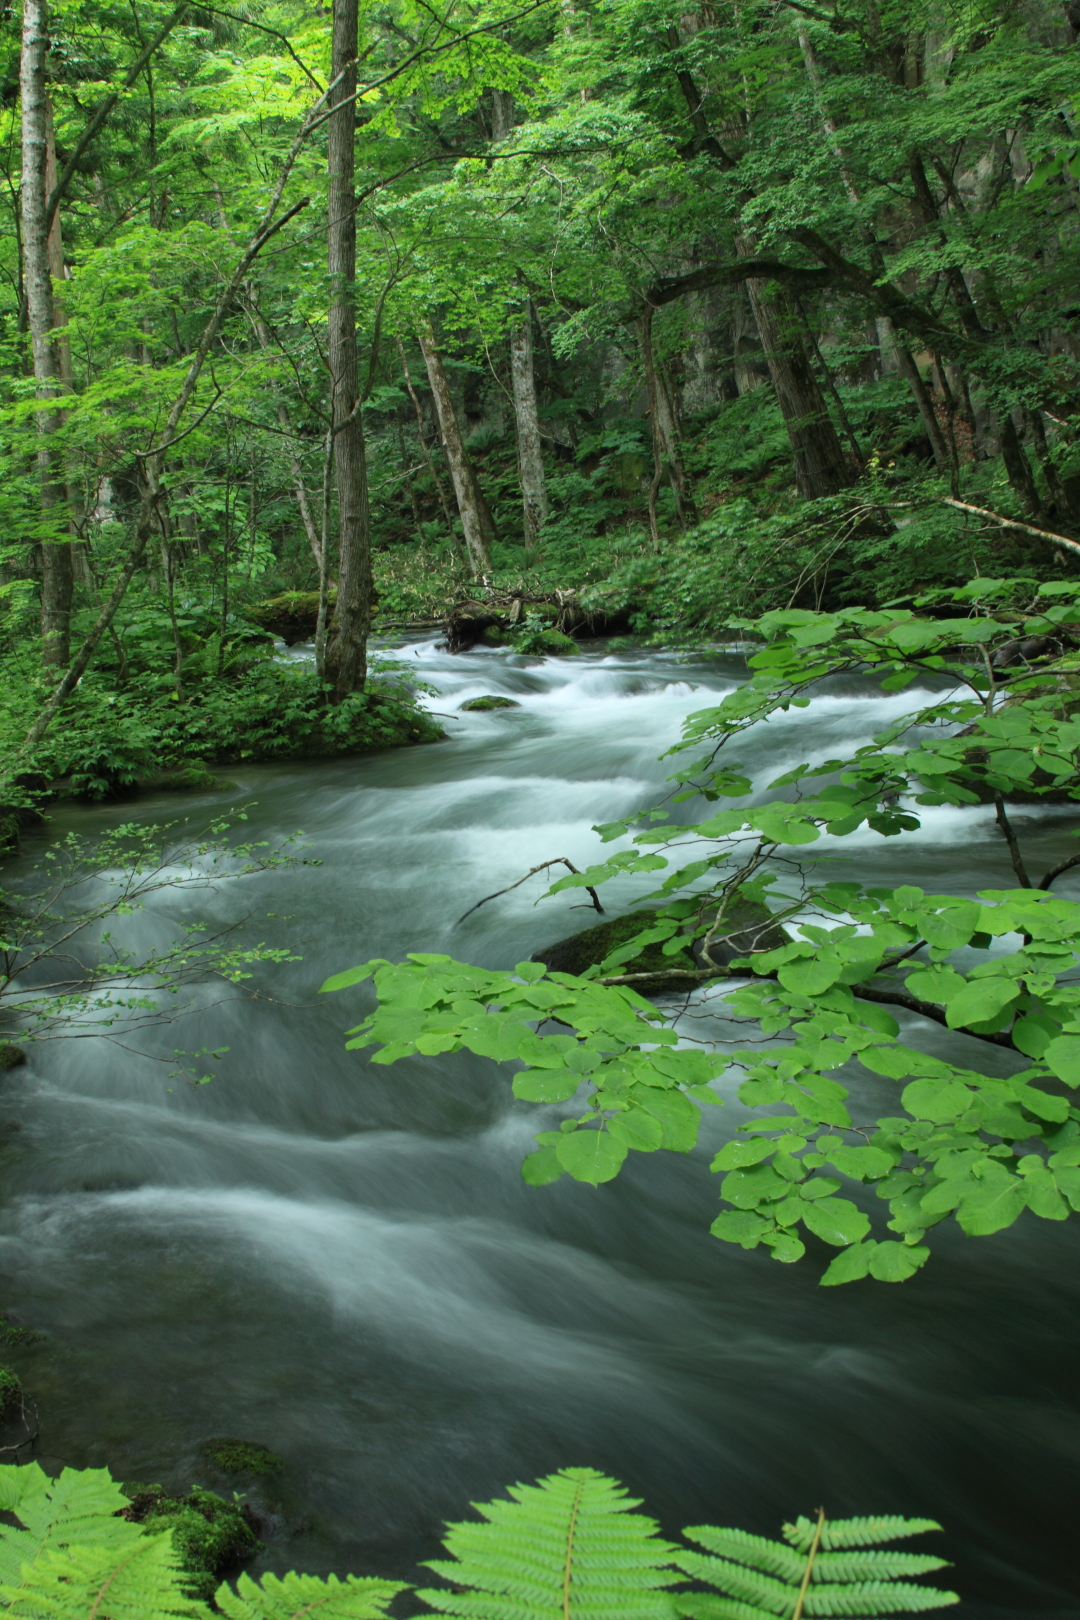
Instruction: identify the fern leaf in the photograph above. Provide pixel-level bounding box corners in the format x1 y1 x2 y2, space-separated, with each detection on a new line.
416 1466 678 1620
802 1583 958 1617
680 1530 806 1584
679 1513 957 1620
215 1569 406 1618
673 1554 793 1617
783 1521 942 1554
0 1463 145 1594
675 1593 779 1620
811 1555 950 1584
0 1527 209 1618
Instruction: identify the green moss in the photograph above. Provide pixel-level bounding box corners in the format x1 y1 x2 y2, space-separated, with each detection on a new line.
0 1046 26 1072
121 1483 258 1602
511 623 579 656
199 1436 284 1477
459 695 521 711
0 1364 21 1416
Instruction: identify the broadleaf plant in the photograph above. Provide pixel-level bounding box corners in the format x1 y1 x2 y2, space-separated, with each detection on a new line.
324 578 1080 1282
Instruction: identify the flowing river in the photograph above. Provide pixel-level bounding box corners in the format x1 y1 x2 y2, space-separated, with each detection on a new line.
0 642 1076 1616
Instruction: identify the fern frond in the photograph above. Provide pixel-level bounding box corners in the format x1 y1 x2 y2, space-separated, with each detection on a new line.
802 1584 958 1616
675 1592 779 1620
416 1466 678 1620
679 1513 957 1620
0 1527 209 1618
783 1521 942 1554
215 1569 406 1618
0 1463 136 1589
811 1555 949 1583
673 1553 793 1616
680 1529 805 1584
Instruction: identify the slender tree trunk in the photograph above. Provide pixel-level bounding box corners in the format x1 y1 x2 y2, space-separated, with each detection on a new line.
508 293 548 552
396 335 464 557
21 0 73 667
742 272 852 497
417 319 493 575
323 0 372 698
639 306 697 525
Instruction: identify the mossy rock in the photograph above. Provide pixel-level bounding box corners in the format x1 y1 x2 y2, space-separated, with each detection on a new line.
247 590 337 645
533 892 789 996
511 625 580 657
0 1046 26 1072
459 695 521 712
199 1436 284 1478
120 1483 258 1602
0 1365 21 1417
479 624 508 647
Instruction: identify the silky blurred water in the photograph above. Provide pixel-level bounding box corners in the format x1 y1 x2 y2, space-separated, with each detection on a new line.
0 640 1076 1615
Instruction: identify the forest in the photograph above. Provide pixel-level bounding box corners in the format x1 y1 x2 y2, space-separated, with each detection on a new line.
0 0 1079 1614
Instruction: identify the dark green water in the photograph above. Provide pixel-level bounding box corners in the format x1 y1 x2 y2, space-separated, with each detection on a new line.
1 642 1076 1615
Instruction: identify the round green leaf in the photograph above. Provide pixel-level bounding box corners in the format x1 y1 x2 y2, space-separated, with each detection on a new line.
555 1128 628 1184
521 1148 564 1186
821 1241 877 1285
1043 1033 1080 1085
867 1241 930 1282
801 1196 872 1247
513 1069 581 1103
607 1109 664 1151
710 1210 772 1248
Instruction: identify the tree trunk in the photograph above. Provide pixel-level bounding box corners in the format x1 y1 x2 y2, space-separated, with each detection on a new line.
323 0 372 698
417 320 493 575
21 0 73 667
508 294 548 552
743 274 852 497
639 307 697 525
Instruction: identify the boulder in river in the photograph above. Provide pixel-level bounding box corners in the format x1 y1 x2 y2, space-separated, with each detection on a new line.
120 1482 259 1600
199 1436 284 1477
533 893 789 996
0 1045 26 1072
459 695 521 711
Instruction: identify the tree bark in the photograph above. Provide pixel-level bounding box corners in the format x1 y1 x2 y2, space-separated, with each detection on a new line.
508 294 548 551
417 319 494 575
21 0 73 667
742 272 852 498
323 0 372 698
639 307 697 526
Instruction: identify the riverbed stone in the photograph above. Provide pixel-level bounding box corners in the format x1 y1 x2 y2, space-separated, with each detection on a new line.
0 1046 26 1072
533 893 789 995
459 695 521 711
120 1483 259 1601
199 1436 284 1477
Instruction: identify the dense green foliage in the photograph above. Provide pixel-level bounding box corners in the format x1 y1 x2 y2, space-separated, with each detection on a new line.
0 1461 957 1619
326 576 1080 1282
4 0 1080 770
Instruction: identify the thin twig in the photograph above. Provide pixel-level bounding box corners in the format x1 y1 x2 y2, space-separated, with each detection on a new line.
457 859 604 924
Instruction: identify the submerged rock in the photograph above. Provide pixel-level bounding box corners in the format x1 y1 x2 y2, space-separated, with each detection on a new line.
199 1435 284 1477
533 892 789 996
459 695 521 711
0 1046 26 1072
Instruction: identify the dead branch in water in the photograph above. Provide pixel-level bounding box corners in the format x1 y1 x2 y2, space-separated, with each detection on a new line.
457 859 605 924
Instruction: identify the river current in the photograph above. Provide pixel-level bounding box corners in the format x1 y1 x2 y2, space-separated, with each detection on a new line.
0 641 1076 1615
